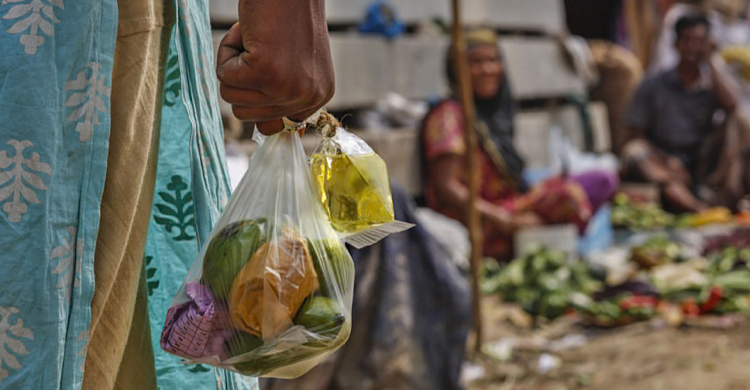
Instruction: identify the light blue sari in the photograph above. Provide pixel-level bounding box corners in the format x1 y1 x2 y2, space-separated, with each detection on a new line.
0 0 116 388
146 0 257 388
0 0 257 388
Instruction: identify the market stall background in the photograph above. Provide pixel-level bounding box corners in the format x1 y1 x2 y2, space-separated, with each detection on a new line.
206 1 750 390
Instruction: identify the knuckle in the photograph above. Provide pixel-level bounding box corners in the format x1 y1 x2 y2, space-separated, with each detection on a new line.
216 66 226 83
310 83 333 108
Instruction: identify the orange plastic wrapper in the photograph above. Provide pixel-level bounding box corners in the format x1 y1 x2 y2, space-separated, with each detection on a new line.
229 231 319 338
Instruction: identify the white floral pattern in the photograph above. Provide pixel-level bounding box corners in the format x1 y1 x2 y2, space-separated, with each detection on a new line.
50 226 83 303
65 62 111 143
0 140 52 223
0 307 33 382
2 0 63 55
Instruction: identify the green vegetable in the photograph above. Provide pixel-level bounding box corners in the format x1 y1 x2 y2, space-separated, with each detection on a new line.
483 246 601 320
294 296 345 336
631 236 682 269
612 194 675 230
716 296 750 314
308 238 354 298
228 331 264 359
714 270 750 293
231 336 319 376
229 296 348 376
202 219 267 298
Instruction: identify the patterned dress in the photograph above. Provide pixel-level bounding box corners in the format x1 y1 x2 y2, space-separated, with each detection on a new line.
0 0 116 388
0 0 256 389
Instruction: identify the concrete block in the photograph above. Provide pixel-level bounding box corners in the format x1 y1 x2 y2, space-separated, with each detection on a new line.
210 0 238 24
500 37 586 100
514 102 612 169
390 0 450 22
326 0 369 23
212 0 564 31
515 112 553 168
485 0 565 33
392 37 449 100
328 34 392 109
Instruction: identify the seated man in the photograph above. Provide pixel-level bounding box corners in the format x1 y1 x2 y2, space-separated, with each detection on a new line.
622 15 741 212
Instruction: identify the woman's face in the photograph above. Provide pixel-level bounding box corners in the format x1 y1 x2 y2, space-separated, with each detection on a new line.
468 44 504 99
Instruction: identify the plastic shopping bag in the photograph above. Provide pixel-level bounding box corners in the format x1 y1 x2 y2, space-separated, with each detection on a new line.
310 112 413 248
160 123 354 379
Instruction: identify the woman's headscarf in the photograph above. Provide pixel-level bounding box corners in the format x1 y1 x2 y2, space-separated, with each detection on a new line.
445 28 527 190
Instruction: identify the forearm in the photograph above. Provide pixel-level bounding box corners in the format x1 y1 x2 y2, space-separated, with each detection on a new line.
440 179 511 225
709 54 740 113
239 0 327 42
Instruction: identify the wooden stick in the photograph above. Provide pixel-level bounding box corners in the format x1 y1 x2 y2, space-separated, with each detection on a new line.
451 0 484 352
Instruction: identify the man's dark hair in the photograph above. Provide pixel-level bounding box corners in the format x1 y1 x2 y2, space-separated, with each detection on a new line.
674 15 710 39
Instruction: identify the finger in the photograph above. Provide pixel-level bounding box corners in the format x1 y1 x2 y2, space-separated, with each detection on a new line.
232 105 295 122
231 99 326 123
216 23 243 67
216 50 271 90
216 25 268 89
220 84 283 107
256 120 284 135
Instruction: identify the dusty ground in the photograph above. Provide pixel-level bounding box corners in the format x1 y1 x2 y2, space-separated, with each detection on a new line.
467 296 750 390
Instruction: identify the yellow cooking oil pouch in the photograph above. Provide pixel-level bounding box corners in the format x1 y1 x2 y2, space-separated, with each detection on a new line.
310 111 413 248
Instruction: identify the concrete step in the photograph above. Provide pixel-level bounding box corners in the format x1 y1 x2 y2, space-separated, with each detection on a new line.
211 0 565 34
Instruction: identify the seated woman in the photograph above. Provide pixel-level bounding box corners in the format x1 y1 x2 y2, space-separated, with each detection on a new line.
421 28 618 261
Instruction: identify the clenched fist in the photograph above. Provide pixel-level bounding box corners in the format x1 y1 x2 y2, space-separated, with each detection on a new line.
216 0 335 135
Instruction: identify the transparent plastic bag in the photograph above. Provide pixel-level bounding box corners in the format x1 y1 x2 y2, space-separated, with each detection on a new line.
310 112 413 248
160 124 354 379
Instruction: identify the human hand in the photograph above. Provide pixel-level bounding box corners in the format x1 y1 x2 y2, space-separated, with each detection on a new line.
491 210 542 234
216 0 335 135
701 38 718 63
511 212 543 231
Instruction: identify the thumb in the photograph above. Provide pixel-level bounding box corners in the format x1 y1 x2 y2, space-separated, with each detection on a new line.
256 120 284 136
256 119 307 136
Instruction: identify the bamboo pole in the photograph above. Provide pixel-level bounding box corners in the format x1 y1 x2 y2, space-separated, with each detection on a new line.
450 0 484 353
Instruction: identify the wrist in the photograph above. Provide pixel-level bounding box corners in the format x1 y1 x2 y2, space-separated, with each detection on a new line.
493 208 513 226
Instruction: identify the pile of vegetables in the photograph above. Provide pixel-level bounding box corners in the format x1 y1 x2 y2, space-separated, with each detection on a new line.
482 227 750 328
677 207 734 228
630 236 683 269
612 193 736 231
482 247 601 320
612 193 674 230
576 294 658 327
643 231 750 317
667 232 750 315
702 229 750 256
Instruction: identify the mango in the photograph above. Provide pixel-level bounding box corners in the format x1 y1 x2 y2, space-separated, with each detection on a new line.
202 219 267 299
307 238 354 299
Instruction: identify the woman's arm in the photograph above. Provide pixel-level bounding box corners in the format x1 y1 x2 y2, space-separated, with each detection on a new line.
433 155 540 233
216 0 335 134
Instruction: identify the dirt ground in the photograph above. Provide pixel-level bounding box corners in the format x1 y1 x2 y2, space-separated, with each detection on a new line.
467 296 750 390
